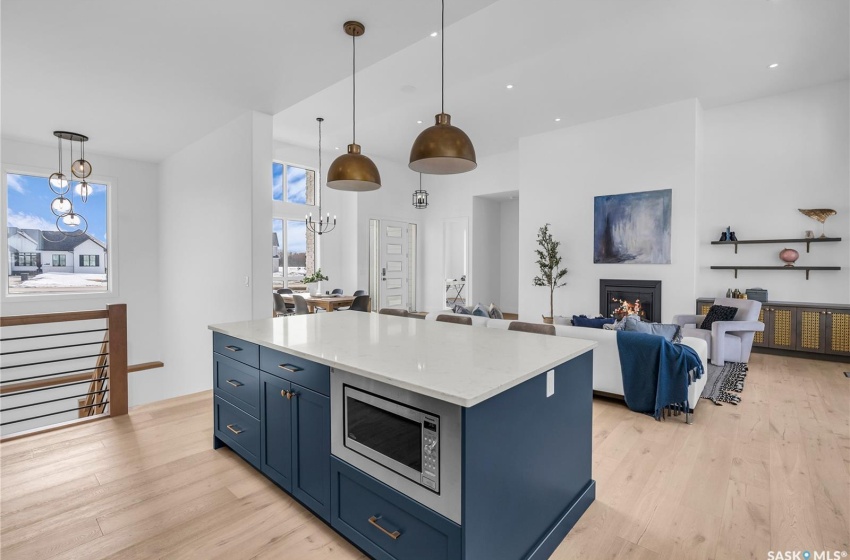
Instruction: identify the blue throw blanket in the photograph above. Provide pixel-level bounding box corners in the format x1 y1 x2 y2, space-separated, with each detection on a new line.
616 330 704 420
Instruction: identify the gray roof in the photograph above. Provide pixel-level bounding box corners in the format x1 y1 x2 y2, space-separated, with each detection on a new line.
7 227 107 252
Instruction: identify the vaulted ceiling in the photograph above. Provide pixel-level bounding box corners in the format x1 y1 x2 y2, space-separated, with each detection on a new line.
3 0 847 164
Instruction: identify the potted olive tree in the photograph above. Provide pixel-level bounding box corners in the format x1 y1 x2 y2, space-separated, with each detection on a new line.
303 268 329 296
533 223 568 324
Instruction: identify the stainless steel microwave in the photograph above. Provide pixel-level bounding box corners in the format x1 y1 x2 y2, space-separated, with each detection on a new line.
343 385 441 492
331 368 463 524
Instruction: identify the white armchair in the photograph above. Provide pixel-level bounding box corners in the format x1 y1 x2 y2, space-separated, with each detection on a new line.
672 298 765 365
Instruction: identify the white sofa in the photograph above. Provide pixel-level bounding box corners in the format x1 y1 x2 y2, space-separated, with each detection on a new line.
425 312 708 412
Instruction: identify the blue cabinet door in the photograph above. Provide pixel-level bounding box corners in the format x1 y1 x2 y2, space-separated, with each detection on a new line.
260 371 293 491
291 383 330 521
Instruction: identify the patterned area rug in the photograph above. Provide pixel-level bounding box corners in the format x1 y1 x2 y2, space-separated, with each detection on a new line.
701 362 748 405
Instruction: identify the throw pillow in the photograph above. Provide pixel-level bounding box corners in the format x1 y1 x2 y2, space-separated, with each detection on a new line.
471 303 489 317
452 304 471 315
700 304 738 330
623 319 682 343
488 303 504 320
572 315 616 329
553 316 571 326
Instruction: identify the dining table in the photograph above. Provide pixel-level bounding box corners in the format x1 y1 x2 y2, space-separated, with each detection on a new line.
280 293 357 313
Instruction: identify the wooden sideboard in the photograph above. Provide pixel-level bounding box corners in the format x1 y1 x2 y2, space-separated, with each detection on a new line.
696 298 850 360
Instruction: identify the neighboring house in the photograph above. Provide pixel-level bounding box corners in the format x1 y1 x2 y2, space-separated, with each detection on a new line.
7 227 107 275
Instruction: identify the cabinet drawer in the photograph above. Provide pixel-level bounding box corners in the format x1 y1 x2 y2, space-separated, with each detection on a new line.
213 332 259 369
260 347 330 396
331 458 461 560
214 397 260 468
214 354 259 417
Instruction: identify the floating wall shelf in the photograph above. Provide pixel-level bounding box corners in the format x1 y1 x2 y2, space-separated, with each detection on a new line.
710 265 841 280
711 237 842 253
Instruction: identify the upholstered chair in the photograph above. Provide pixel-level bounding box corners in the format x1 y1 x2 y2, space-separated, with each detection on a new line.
378 308 409 317
672 298 764 365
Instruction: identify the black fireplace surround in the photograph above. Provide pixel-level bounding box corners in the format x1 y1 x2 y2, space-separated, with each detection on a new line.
600 279 662 323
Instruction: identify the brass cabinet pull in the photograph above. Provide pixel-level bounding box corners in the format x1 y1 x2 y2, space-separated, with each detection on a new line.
226 379 243 388
279 390 296 400
278 364 304 373
827 311 833 314
224 345 242 352
226 424 244 435
368 516 401 540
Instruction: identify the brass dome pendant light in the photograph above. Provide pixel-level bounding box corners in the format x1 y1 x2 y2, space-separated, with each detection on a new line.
409 0 476 174
327 21 382 192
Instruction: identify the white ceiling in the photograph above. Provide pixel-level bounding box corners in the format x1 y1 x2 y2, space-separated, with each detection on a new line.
274 0 850 164
3 0 847 165
0 0 498 162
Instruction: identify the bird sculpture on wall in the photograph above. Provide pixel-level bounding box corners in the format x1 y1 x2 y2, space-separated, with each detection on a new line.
798 208 837 238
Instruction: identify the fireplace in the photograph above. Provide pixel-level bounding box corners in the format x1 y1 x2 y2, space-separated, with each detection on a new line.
600 279 662 323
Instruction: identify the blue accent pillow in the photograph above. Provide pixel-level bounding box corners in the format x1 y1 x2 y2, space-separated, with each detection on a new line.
471 303 489 317
452 304 471 315
571 315 616 329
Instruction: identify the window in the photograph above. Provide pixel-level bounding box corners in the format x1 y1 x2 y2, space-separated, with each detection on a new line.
272 161 318 297
272 219 315 291
14 253 39 267
5 172 109 295
272 162 315 205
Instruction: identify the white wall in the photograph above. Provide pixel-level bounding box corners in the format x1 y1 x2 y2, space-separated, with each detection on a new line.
499 198 519 313
472 197 501 308
419 151 520 311
699 80 850 303
156 111 271 404
518 100 700 322
1 138 163 406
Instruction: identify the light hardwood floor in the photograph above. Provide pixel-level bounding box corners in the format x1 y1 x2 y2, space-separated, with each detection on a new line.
1 353 847 559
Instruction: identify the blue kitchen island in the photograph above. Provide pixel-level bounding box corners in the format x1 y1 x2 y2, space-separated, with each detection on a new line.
209 312 596 560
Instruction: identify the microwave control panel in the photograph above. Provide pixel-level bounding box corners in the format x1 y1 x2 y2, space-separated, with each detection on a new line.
422 416 440 492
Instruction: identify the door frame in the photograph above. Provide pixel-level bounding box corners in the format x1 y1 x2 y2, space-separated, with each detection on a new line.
369 219 418 312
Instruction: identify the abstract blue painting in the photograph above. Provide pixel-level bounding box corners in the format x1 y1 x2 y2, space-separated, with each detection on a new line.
593 189 672 264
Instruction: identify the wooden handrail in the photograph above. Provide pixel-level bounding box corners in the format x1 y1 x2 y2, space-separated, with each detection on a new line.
0 309 109 327
128 361 164 373
0 361 163 396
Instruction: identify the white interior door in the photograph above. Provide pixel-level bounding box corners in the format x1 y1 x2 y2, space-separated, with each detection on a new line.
379 220 409 310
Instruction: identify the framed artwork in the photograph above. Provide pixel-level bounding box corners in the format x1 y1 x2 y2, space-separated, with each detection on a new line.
593 189 672 264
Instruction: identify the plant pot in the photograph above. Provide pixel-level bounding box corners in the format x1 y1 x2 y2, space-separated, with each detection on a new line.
306 282 320 296
542 316 554 325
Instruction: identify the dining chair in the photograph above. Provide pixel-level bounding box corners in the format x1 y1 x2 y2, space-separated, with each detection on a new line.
331 288 344 295
273 293 290 317
275 288 295 312
508 321 555 335
349 295 371 313
353 290 367 297
436 314 473 326
292 295 311 315
379 308 409 317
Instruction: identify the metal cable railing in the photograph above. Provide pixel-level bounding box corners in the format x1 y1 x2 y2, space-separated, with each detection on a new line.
0 304 128 440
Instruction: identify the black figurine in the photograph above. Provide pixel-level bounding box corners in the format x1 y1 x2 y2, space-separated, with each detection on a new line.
718 232 728 242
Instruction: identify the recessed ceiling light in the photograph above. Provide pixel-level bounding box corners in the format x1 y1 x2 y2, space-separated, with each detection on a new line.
554 118 561 122
430 32 438 37
417 120 423 124
335 147 340 150
506 84 513 89
768 63 779 69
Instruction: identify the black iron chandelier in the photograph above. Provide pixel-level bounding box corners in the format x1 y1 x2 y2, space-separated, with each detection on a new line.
305 117 336 235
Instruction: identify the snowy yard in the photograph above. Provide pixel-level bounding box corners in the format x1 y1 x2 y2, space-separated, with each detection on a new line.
13 272 107 290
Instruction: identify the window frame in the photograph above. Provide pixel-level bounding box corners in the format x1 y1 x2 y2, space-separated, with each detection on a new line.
1 164 118 302
52 254 67 267
272 160 320 291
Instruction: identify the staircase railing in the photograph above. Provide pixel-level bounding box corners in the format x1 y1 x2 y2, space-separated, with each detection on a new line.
0 304 159 441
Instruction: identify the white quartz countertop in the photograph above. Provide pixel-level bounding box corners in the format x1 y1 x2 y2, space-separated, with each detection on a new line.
209 313 595 407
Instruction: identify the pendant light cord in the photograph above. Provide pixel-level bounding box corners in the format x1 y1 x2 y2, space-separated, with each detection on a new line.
318 118 323 214
352 34 356 144
441 0 445 114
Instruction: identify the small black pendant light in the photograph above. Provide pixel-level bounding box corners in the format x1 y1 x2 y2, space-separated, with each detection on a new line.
412 174 429 209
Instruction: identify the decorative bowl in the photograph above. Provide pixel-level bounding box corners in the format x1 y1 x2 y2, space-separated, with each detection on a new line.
779 248 799 267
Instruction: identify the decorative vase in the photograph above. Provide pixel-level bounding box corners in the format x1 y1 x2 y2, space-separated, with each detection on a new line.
307 282 320 296
542 316 553 325
779 248 799 268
